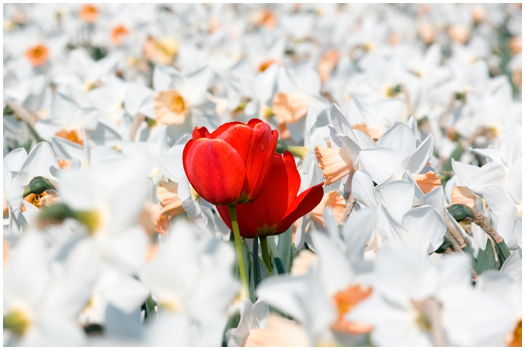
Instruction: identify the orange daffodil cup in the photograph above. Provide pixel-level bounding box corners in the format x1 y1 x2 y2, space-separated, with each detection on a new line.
183 119 279 298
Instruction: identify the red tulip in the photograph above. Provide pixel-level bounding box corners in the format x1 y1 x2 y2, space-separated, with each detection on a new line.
183 119 278 206
217 151 324 238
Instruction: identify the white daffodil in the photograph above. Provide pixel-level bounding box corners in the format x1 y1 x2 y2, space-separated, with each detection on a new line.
139 220 240 346
358 54 419 115
316 104 434 187
77 263 149 327
352 170 446 255
53 48 119 106
127 65 219 140
347 242 515 346
153 140 224 237
272 63 330 142
3 24 68 75
57 155 151 273
357 122 434 186
3 142 59 231
454 80 521 141
454 126 522 248
225 299 270 347
3 232 94 346
87 74 128 127
483 159 522 249
243 63 279 121
477 270 522 347
35 92 97 152
257 230 374 346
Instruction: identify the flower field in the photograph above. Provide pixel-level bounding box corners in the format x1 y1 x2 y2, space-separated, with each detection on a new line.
2 3 523 347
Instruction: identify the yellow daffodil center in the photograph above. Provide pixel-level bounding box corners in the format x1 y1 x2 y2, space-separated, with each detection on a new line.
4 309 32 337
74 209 105 235
170 94 185 114
24 192 47 209
144 37 178 65
154 90 190 126
263 105 274 119
158 295 181 313
415 312 432 331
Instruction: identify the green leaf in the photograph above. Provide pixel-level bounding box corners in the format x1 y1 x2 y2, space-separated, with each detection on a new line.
278 226 293 273
222 310 241 346
291 242 298 262
477 239 497 273
258 255 272 280
443 143 464 172
266 236 286 275
497 240 511 262
252 238 262 289
461 244 478 274
241 240 255 303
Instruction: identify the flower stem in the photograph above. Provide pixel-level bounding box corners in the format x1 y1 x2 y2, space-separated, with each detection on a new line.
339 193 356 226
259 236 273 276
228 204 250 299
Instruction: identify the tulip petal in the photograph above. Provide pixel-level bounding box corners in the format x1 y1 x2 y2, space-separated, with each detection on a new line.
192 126 211 139
210 121 243 138
282 151 301 206
183 139 245 205
217 152 300 238
214 121 278 202
276 183 324 234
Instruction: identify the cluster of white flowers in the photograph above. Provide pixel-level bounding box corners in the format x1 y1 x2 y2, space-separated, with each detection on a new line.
3 3 522 347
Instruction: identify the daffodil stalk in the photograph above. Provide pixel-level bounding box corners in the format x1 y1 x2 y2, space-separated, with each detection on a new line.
228 204 250 300
259 236 272 276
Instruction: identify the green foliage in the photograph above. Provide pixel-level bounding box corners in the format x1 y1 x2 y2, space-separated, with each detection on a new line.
476 239 497 273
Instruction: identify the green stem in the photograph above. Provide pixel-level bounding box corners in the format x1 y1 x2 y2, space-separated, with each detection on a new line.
497 241 511 260
228 205 250 300
259 236 273 276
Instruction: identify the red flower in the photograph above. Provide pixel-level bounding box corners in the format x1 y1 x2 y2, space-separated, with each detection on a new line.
183 119 278 206
217 151 324 238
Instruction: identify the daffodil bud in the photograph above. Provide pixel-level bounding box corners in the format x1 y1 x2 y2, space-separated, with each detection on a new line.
3 310 31 337
72 210 102 234
386 84 402 97
434 236 452 254
37 203 75 225
24 176 56 197
276 140 288 154
448 204 473 222
275 140 307 160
